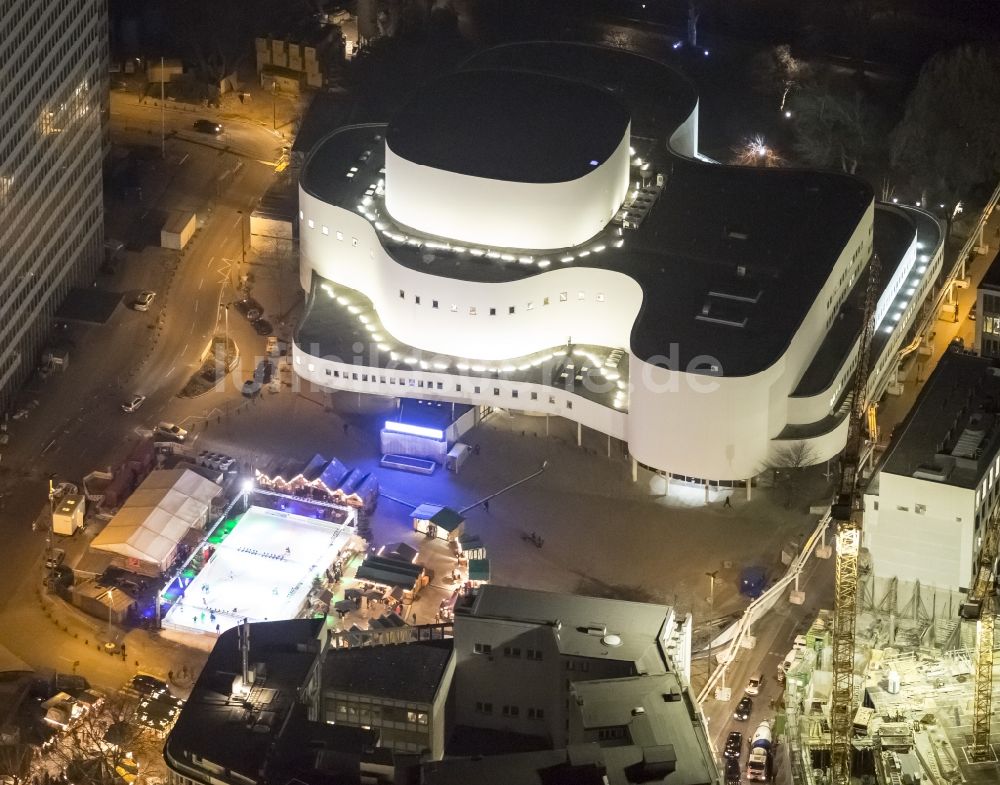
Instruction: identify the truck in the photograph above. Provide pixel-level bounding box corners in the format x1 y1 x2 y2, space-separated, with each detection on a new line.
746 721 773 782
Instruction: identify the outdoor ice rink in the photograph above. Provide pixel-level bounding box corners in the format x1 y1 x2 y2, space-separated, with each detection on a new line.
164 505 353 634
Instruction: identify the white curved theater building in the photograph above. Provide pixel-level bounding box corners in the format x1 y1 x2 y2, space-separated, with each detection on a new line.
294 43 943 487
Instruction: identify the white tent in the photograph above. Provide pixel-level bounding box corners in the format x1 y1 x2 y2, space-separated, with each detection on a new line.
91 468 222 573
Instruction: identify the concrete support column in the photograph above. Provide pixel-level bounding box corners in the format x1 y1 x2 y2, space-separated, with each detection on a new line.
704 480 709 504
745 479 752 502
607 434 611 458
631 456 638 483
665 473 671 496
577 421 582 447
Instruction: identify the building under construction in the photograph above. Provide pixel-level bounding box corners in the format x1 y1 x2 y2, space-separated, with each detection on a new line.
782 599 1000 785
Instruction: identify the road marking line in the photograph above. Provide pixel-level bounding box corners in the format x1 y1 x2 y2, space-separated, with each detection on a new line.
168 366 176 376
198 277 203 289
182 344 188 354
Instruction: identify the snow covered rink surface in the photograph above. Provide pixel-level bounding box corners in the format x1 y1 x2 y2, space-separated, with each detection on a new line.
164 505 352 635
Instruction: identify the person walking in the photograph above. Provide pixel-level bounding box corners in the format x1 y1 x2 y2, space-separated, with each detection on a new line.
483 499 490 512
724 496 732 509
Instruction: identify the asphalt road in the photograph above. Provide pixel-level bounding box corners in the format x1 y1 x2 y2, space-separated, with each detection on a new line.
0 103 281 623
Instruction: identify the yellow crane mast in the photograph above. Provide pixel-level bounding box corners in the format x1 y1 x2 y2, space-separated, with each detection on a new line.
963 499 1000 760
830 254 881 785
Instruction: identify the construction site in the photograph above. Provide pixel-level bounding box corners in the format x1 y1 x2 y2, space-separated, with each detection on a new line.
781 572 1000 785
752 193 1000 785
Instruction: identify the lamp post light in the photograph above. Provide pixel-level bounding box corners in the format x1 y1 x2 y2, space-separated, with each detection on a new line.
242 478 254 510
107 587 115 643
45 475 57 586
237 210 247 265
706 570 719 610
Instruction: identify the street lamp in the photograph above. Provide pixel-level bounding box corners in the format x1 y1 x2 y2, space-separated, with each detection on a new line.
237 210 247 264
107 587 115 643
45 475 57 584
706 570 719 609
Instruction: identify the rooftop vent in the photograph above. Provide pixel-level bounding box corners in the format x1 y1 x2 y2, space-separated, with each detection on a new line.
585 624 607 636
696 300 749 328
912 464 951 482
950 425 987 459
602 633 623 647
631 706 646 716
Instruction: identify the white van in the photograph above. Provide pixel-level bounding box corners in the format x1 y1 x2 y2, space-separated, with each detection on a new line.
745 673 764 696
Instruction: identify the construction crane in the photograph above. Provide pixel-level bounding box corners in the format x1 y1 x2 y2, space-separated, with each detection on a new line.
829 253 881 785
961 497 1000 760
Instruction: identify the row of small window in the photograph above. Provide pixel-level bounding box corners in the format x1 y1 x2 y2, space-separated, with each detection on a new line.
890 503 927 515
474 702 545 719
325 369 574 408
474 643 543 659
499 645 545 660
331 702 428 725
302 215 361 247
398 289 605 315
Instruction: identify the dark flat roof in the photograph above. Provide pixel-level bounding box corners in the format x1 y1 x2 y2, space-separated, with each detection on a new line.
457 585 669 672
385 69 630 184
461 41 699 142
877 351 1000 489
321 638 453 704
165 619 323 783
792 206 917 398
396 398 474 429
980 248 1000 291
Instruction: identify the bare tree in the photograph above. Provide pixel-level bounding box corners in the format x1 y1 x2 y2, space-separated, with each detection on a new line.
730 135 784 168
787 77 885 175
761 441 818 508
751 45 809 111
891 43 1000 206
0 744 33 785
43 694 166 785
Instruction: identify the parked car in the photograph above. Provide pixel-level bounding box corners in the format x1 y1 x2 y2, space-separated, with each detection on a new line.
253 318 273 336
130 674 169 695
725 757 742 785
121 395 146 413
724 730 743 759
745 674 764 696
193 119 223 135
733 696 753 721
234 298 263 322
255 360 274 384
154 422 187 442
45 549 66 570
133 291 156 312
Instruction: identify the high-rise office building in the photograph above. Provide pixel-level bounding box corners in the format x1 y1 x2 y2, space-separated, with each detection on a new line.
0 0 107 411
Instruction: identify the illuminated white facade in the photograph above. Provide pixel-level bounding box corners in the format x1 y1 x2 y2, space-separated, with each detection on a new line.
384 130 632 251
294 50 942 484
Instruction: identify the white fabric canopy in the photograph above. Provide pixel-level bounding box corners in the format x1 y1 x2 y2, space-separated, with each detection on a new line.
91 468 222 571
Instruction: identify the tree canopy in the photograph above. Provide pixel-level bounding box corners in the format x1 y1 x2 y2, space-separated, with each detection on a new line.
787 76 886 175
891 44 1000 202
